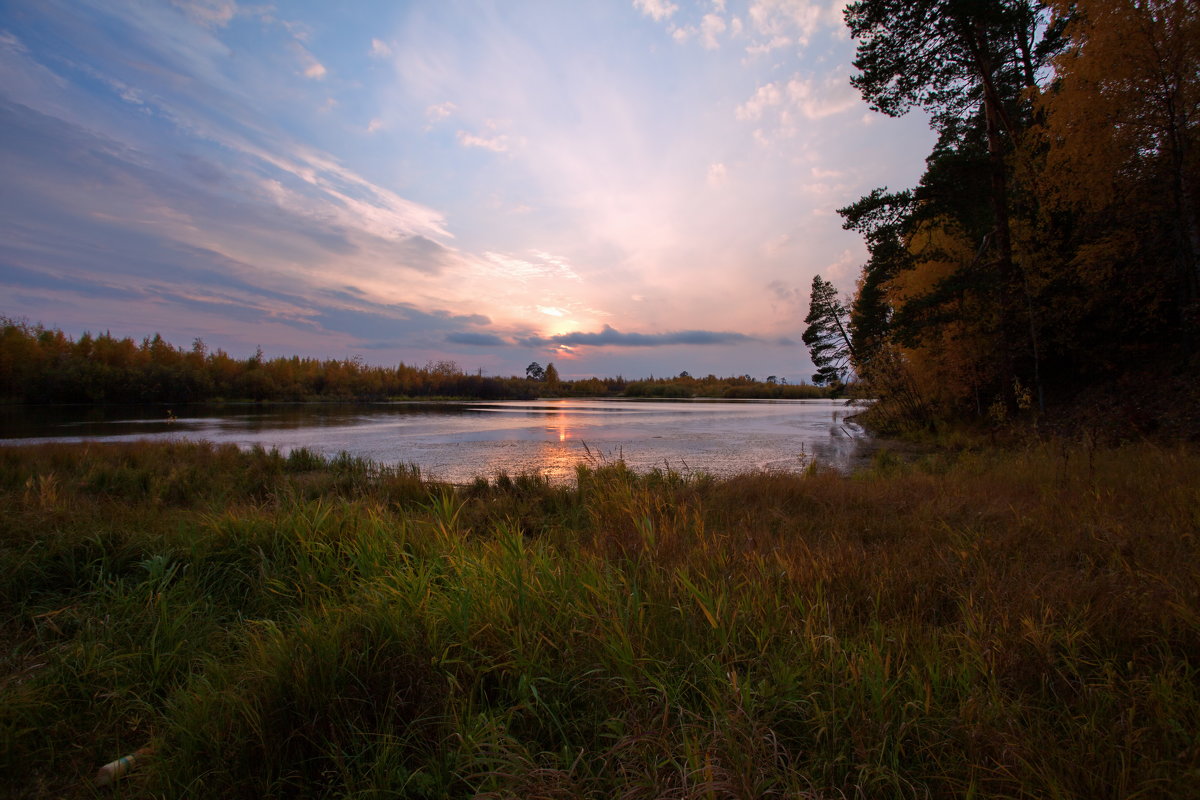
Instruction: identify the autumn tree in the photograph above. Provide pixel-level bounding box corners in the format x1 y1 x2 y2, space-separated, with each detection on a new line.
837 0 1200 426
1038 0 1200 335
841 0 1068 415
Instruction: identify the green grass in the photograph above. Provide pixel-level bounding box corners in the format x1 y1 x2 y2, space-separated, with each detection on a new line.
1 440 1197 798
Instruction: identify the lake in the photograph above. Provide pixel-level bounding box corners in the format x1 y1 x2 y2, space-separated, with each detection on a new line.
0 399 877 483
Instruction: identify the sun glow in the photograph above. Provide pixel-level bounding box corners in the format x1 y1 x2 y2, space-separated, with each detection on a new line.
543 319 580 337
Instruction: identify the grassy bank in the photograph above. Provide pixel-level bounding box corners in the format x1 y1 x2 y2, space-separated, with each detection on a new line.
1 441 1197 798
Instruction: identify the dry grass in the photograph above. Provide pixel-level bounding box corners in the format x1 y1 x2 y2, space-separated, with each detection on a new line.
0 440 1197 798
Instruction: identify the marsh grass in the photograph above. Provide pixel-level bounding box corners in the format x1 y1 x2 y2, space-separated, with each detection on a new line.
1 440 1197 798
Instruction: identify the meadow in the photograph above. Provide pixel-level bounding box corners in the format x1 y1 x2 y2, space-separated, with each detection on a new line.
1 439 1197 798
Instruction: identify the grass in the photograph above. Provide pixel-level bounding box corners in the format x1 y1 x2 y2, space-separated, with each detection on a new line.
0 440 1197 798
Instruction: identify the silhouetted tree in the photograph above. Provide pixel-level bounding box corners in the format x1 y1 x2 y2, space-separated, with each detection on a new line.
803 275 856 386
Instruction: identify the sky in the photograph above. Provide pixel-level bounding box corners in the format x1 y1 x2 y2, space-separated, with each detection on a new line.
0 0 933 382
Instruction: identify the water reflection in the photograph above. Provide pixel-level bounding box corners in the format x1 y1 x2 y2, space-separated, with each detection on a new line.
0 399 880 482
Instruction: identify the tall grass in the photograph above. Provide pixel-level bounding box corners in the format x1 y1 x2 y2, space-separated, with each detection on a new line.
1 440 1197 798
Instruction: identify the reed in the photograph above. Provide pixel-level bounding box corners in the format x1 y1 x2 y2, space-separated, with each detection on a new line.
1 440 1197 798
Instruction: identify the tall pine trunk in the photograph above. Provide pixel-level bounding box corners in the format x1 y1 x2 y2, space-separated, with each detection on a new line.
964 18 1044 410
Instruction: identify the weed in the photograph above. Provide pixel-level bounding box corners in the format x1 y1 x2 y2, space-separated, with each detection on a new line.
0 440 1196 797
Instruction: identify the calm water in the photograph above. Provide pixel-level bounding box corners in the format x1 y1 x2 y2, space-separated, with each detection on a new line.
0 399 877 483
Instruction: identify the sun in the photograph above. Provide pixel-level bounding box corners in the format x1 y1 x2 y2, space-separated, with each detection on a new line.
542 318 580 338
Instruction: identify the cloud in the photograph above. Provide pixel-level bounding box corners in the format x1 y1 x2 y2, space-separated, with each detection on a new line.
366 118 383 133
457 130 509 152
0 93 469 352
482 251 581 283
519 324 758 348
810 166 843 180
786 72 858 119
456 117 517 153
736 82 782 120
767 278 801 304
670 25 695 43
762 234 792 258
297 295 497 346
170 0 237 28
745 35 792 55
746 0 841 49
736 69 859 143
0 29 27 54
706 162 728 187
0 232 500 355
0 261 146 303
291 42 327 79
277 18 314 44
32 36 456 244
822 247 858 284
659 9 730 48
426 101 456 123
633 0 679 22
700 14 727 48
445 331 507 346
369 38 392 58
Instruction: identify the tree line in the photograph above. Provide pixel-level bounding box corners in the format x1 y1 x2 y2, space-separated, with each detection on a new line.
805 0 1198 429
0 319 539 403
0 318 822 404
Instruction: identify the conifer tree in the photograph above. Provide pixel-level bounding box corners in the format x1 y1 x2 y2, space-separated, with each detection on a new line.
802 276 856 386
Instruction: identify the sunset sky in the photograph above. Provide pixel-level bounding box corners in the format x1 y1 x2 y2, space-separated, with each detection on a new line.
0 0 933 382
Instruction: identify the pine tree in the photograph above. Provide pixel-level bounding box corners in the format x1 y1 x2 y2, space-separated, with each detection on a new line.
802 276 856 386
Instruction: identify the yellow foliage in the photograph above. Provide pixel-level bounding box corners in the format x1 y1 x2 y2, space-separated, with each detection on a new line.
885 217 997 412
1038 0 1200 214
891 217 975 304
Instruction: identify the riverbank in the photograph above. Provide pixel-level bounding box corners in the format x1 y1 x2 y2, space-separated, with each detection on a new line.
3 440 1197 798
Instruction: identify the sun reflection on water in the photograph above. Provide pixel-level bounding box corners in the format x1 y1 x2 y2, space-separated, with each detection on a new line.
2 399 879 483
534 439 587 482
543 406 574 443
